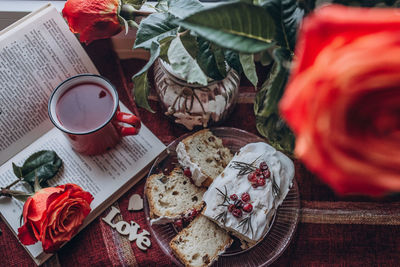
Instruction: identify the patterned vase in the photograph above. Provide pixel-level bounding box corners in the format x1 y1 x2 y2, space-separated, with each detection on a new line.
153 60 240 130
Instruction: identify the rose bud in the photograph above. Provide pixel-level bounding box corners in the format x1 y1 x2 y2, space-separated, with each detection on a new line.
280 5 400 196
62 0 122 44
17 184 93 253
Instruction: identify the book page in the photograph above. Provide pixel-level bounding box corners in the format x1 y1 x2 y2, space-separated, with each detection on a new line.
0 123 166 259
0 4 98 166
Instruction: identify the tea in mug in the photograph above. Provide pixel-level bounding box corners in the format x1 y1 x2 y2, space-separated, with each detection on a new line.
56 83 114 132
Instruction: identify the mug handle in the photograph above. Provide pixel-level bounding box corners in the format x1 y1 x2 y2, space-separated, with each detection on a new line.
116 111 141 136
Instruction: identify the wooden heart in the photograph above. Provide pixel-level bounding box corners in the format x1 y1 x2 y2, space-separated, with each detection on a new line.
128 194 143 211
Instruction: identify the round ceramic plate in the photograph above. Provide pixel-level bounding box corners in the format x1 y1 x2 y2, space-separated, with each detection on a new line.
144 127 300 266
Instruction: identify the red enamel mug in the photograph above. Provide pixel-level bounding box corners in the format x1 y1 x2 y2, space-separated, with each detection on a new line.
48 74 141 155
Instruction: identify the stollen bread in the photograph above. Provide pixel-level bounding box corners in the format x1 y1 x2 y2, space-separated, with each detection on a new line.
146 168 206 225
176 129 233 187
202 142 295 244
170 215 233 267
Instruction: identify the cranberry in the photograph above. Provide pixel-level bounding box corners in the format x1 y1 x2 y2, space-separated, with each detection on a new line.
230 194 238 201
243 203 253 212
248 173 257 182
241 192 250 202
263 169 270 179
235 199 244 208
174 219 183 230
232 208 243 218
252 183 258 188
256 178 266 186
190 208 198 217
228 204 235 212
183 168 192 178
259 161 268 170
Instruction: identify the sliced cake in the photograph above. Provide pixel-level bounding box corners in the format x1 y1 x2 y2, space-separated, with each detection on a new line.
170 215 233 267
176 129 233 187
146 168 206 225
202 142 295 245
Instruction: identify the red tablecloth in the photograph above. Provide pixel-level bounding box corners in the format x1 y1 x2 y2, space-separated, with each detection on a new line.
1 40 400 267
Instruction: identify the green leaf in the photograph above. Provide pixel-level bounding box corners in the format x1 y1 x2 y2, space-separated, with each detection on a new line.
167 36 208 85
12 150 62 190
260 0 304 51
256 115 295 153
167 0 204 18
224 50 242 74
178 2 275 53
159 36 175 64
134 12 178 50
196 38 225 80
133 71 153 112
254 47 294 153
211 45 227 78
239 53 258 88
132 41 160 112
180 33 198 59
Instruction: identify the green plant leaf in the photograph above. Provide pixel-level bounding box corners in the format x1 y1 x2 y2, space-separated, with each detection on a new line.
12 150 62 190
132 41 160 112
133 71 152 112
260 0 304 51
254 47 294 153
167 36 208 85
196 38 224 80
178 2 275 53
239 53 258 88
211 45 227 78
134 12 178 50
167 0 204 18
159 36 175 64
180 33 198 59
224 50 242 74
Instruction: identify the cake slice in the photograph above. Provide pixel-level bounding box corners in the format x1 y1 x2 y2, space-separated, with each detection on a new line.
202 142 295 245
170 215 233 267
146 168 206 224
176 129 233 187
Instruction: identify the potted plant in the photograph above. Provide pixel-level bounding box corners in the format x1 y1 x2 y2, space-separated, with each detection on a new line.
63 0 306 152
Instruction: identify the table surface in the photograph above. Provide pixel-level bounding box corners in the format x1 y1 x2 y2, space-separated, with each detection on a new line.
1 40 400 267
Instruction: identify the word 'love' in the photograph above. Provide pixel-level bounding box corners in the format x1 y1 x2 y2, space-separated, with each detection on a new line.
102 206 151 251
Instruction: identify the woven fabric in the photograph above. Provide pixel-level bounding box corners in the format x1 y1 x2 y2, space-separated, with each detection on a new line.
1 40 400 266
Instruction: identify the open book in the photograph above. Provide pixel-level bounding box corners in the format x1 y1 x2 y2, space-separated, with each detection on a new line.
0 4 166 265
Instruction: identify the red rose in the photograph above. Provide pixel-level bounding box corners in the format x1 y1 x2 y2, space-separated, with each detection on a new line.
62 0 122 44
17 184 93 253
280 5 400 196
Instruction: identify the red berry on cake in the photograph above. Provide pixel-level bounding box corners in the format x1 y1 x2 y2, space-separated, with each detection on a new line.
230 194 238 201
228 204 235 212
174 219 183 230
248 173 256 182
263 169 270 178
256 178 266 186
232 208 242 218
241 192 250 202
259 161 268 170
243 203 253 212
183 168 192 178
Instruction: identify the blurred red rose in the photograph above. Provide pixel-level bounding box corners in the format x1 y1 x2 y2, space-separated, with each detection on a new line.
62 0 122 44
280 5 400 196
17 184 93 253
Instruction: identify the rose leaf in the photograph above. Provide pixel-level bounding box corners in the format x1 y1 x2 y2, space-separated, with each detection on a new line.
12 150 62 190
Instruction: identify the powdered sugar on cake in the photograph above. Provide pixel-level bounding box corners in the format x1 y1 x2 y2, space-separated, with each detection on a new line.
202 142 295 244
